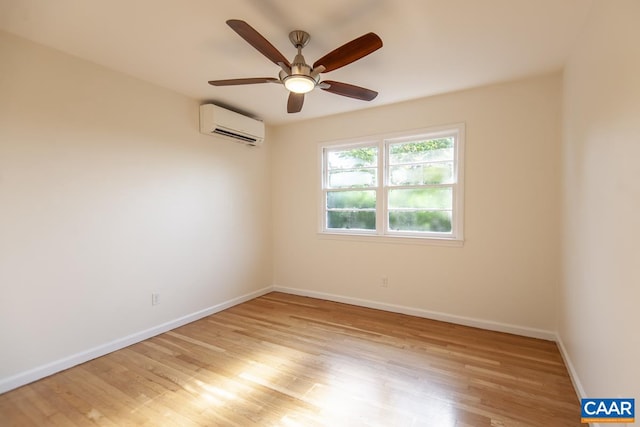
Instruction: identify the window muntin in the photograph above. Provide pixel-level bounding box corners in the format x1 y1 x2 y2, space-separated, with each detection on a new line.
320 125 464 242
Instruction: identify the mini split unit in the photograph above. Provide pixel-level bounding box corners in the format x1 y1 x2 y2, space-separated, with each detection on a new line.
199 104 265 146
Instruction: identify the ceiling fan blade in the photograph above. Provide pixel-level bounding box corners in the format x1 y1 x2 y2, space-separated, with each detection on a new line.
313 33 382 73
227 20 291 68
208 77 279 86
287 92 304 113
321 81 378 101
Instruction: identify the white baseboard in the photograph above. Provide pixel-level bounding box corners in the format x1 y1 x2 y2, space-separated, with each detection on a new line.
555 333 587 400
556 332 597 427
0 286 272 394
272 286 557 341
557 342 607 427
555 336 598 425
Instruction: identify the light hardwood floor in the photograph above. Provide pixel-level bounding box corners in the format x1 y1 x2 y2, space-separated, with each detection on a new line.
0 292 581 426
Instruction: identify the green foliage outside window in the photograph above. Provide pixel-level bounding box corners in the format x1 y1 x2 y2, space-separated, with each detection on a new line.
389 138 452 156
327 211 376 230
389 211 452 232
337 138 452 163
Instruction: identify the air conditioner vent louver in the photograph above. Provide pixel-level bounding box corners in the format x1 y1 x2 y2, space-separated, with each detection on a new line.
213 127 258 144
199 104 265 145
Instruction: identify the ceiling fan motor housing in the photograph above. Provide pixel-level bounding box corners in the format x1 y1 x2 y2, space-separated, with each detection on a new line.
279 36 319 93
292 54 311 74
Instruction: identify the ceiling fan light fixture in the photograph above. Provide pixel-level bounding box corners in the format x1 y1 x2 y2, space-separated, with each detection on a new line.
284 75 316 94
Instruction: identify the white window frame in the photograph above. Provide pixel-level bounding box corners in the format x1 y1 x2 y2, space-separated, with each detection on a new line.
318 123 465 246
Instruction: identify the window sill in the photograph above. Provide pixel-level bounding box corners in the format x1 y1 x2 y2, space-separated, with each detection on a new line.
317 232 464 247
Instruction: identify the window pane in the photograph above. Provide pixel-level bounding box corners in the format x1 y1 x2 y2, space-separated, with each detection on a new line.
389 162 453 186
389 138 454 164
329 168 377 188
389 210 452 232
327 211 376 230
327 147 378 169
388 188 452 210
327 190 376 209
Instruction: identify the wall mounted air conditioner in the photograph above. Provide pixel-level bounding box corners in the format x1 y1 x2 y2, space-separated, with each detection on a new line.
199 104 265 146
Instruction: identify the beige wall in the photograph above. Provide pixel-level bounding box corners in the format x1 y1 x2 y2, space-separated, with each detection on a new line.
0 31 272 383
560 0 640 406
272 74 562 333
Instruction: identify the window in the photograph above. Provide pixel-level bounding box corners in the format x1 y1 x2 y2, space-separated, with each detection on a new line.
320 124 464 243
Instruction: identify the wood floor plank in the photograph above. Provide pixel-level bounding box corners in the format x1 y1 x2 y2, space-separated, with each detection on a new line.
0 292 582 426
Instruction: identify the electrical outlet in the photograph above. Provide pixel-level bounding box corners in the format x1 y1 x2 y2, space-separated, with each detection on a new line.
151 293 160 306
381 276 389 288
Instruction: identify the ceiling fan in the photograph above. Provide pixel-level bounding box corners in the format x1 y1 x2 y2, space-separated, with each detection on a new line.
208 20 383 114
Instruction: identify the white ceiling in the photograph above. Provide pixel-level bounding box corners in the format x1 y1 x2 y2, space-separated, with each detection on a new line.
0 0 593 125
